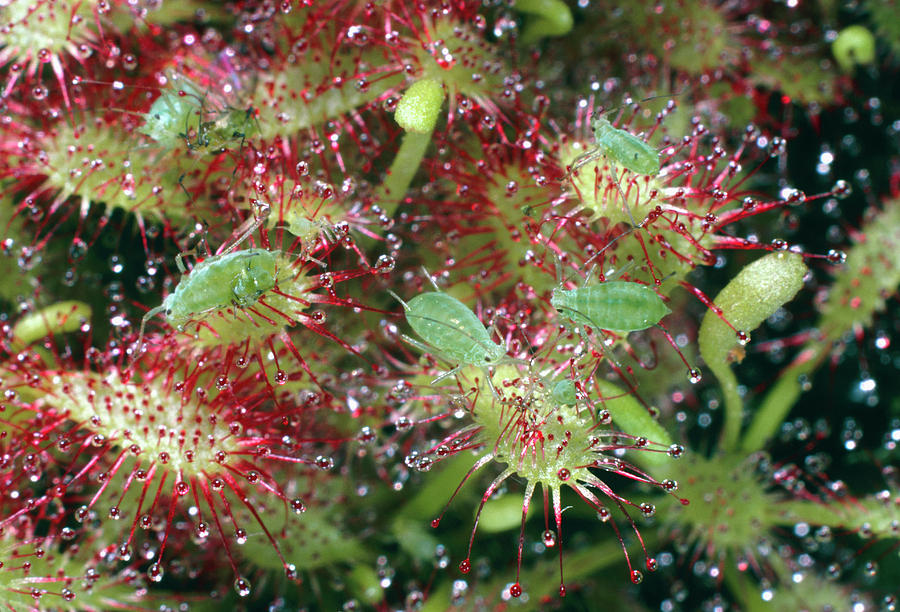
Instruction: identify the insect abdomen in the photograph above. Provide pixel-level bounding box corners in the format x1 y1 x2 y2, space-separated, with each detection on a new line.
551 282 670 333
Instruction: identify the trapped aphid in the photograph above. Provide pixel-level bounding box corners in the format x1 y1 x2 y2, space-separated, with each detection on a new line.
550 242 701 383
569 96 677 178
550 378 578 405
567 98 676 228
135 202 275 353
551 281 671 334
389 271 511 391
552 267 701 384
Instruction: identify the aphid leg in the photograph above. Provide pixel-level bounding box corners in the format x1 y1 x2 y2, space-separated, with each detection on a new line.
565 146 603 182
218 200 271 256
554 227 635 289
134 303 167 362
387 289 410 311
174 251 189 274
420 266 441 291
601 259 636 282
610 166 640 228
481 367 501 398
398 332 436 360
563 305 637 386
196 221 212 258
177 173 192 201
430 365 461 386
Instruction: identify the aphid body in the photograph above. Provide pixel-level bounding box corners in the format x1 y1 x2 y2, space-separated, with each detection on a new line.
590 116 660 176
161 249 278 329
399 292 506 367
550 379 577 405
551 281 670 334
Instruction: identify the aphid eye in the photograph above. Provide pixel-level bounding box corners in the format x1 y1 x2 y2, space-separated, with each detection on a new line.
165 309 172 315
484 355 492 362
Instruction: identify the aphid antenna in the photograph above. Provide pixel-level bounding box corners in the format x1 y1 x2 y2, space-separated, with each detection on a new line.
133 303 168 366
596 89 687 122
553 227 636 290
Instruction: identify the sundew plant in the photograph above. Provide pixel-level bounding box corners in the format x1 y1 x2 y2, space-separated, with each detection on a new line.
1 1 899 610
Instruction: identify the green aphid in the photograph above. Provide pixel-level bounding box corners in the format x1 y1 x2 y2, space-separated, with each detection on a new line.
136 205 276 351
551 281 671 334
389 272 512 392
570 114 661 178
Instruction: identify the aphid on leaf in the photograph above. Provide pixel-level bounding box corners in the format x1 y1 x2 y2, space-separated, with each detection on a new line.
551 281 671 334
551 244 700 384
389 271 515 393
566 96 677 228
570 94 680 178
575 114 660 177
135 202 275 353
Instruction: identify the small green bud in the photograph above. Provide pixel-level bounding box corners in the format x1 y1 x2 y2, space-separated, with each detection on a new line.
394 79 445 134
514 0 574 44
832 25 876 72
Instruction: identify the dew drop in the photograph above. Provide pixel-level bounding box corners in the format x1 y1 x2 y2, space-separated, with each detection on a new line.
826 249 847 264
667 444 685 458
459 558 470 573
234 576 252 597
235 528 247 544
375 254 396 272
736 330 749 345
274 370 287 385
147 563 163 582
630 570 643 584
541 529 557 547
688 368 702 383
382 96 399 112
291 498 306 514
509 583 522 597
69 238 88 261
661 478 678 491
833 179 852 199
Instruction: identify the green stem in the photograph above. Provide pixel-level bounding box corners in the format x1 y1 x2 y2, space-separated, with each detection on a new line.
376 130 432 218
741 343 823 452
378 79 445 217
